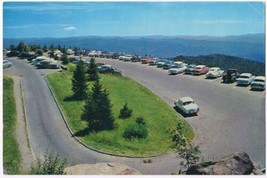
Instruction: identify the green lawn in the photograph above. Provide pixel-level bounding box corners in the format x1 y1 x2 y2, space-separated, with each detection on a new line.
47 64 194 156
3 76 21 174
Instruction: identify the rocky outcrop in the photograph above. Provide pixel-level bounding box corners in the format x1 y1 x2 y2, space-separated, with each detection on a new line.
64 162 141 175
186 152 255 175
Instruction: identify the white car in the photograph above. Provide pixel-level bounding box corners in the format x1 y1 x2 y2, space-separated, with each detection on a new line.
174 96 199 115
3 60 12 68
168 62 187 75
251 76 265 90
236 73 255 86
206 67 224 78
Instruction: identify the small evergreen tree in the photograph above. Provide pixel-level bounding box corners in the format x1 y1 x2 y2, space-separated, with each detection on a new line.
72 60 87 100
119 102 132 119
123 117 148 140
83 78 114 131
61 53 69 64
87 58 98 81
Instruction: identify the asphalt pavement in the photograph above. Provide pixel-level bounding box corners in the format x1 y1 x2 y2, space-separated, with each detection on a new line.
3 57 265 174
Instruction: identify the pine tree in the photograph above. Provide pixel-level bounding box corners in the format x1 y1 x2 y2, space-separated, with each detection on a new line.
72 60 87 100
61 53 69 64
87 58 98 81
83 78 114 131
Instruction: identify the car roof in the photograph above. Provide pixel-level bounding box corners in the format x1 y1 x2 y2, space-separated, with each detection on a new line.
210 67 220 70
254 76 265 80
240 73 252 77
179 96 194 103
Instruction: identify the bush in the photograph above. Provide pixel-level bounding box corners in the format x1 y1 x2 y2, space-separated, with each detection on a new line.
123 117 148 139
119 103 133 119
29 151 67 175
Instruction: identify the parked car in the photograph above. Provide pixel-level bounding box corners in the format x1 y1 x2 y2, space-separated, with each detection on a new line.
168 62 187 75
97 64 121 74
193 65 209 75
3 60 12 68
184 64 197 74
251 76 265 90
156 61 166 68
131 56 141 62
36 60 60 69
236 73 255 86
32 56 51 66
162 62 173 69
174 96 199 115
206 67 224 79
222 69 240 83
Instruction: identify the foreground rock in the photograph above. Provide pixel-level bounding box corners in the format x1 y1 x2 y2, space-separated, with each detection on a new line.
186 152 255 175
64 162 141 175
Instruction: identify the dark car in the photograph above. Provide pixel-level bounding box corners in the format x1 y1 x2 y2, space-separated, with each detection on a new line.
97 64 121 74
222 69 240 83
36 60 60 69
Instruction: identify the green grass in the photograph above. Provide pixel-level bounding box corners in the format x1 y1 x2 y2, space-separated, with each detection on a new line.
47 64 194 156
3 76 21 174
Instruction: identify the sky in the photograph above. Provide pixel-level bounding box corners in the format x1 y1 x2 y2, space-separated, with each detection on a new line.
3 1 265 38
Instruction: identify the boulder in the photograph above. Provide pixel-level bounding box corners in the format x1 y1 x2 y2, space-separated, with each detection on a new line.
64 162 141 175
186 152 254 175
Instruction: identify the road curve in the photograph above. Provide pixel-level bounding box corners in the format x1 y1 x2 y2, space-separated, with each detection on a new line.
4 57 265 174
95 58 265 167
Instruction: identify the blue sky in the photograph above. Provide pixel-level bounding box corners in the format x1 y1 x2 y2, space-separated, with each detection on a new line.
3 2 265 38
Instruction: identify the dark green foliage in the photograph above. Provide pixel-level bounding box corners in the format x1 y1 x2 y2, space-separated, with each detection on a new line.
83 78 114 131
54 55 60 61
87 58 98 81
172 54 265 76
61 53 69 64
136 117 145 125
17 41 27 52
123 117 148 139
35 49 43 56
72 60 87 100
119 103 133 119
171 123 201 173
29 151 67 175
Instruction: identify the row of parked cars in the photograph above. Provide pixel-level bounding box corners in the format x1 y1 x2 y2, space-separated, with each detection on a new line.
104 55 265 116
112 56 266 91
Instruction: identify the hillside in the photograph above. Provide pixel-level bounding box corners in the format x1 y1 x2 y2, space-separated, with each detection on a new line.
3 33 265 63
172 54 265 76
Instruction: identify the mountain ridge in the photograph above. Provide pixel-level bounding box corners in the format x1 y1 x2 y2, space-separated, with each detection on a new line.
4 33 265 63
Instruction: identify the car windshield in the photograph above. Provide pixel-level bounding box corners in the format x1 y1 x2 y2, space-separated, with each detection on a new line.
210 68 216 71
183 101 193 105
239 76 249 79
254 79 265 82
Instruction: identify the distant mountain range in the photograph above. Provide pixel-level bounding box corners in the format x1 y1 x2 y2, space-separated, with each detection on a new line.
3 33 265 63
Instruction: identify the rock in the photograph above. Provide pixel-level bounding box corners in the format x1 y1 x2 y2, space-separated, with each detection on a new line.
186 152 254 175
64 162 141 175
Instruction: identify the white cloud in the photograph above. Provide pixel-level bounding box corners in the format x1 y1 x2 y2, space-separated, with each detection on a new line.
64 26 77 31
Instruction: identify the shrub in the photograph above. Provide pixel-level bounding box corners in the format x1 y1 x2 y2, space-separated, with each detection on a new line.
29 151 67 175
123 117 148 139
119 103 133 119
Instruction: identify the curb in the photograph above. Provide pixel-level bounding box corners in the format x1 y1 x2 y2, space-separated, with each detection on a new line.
44 77 164 159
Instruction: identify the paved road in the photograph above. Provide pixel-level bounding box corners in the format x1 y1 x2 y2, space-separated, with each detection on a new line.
95 58 265 167
4 57 265 174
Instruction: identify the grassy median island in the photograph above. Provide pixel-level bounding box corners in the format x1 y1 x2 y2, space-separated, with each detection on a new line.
47 65 194 156
3 76 21 174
